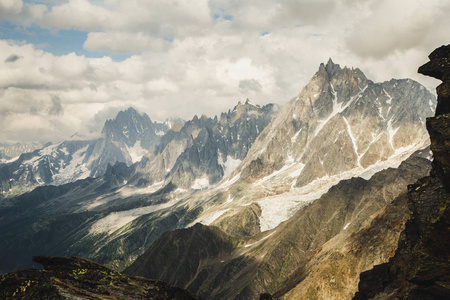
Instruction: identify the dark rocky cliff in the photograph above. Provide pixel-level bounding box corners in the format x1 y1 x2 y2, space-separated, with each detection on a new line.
353 44 450 300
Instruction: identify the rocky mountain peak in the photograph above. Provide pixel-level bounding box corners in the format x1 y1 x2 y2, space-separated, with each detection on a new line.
211 60 435 233
315 58 367 85
99 107 169 163
325 57 338 73
101 107 153 145
232 98 259 113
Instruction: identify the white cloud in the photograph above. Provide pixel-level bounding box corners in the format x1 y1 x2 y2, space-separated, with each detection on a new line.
345 0 445 59
43 0 113 31
0 0 23 19
26 4 47 21
40 0 212 54
0 0 447 144
51 52 92 79
84 32 171 54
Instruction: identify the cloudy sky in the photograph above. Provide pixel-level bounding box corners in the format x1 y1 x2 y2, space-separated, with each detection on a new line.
0 0 448 144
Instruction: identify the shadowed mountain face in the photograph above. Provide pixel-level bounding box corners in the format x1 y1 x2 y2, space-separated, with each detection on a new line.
353 44 450 300
0 256 200 300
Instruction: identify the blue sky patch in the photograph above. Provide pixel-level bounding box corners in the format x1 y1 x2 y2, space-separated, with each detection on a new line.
0 22 130 61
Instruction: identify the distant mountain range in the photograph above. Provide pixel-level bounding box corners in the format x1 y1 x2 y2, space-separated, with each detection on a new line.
0 108 171 195
0 99 279 273
0 58 440 300
0 142 42 163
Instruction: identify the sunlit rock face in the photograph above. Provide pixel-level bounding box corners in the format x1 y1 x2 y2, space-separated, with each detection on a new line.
197 59 435 238
237 59 435 189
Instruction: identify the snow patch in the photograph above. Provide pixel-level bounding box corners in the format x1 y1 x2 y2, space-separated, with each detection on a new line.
60 147 69 156
342 116 361 167
198 208 231 225
255 158 297 185
244 231 276 248
289 163 305 178
39 144 59 156
314 84 367 137
291 129 302 143
126 140 148 163
89 201 176 235
226 193 234 203
218 152 242 178
384 89 392 105
119 181 165 197
387 119 399 151
192 177 210 190
217 173 241 190
0 156 20 164
384 89 393 115
53 146 90 185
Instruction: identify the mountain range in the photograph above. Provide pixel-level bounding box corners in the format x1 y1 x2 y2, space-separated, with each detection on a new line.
0 57 443 300
121 60 437 299
0 108 172 196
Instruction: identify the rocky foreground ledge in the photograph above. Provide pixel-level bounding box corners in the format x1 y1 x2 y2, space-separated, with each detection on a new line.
0 256 200 299
353 44 450 299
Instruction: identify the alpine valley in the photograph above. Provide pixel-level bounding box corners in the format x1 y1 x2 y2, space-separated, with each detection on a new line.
0 59 440 299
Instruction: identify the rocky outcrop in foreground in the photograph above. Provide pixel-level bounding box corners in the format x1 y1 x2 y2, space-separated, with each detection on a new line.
353 44 450 300
0 256 200 299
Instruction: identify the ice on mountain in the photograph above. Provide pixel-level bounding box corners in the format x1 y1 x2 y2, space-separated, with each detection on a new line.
244 231 276 248
218 152 242 178
126 140 148 163
89 201 177 235
217 173 241 190
53 146 90 185
192 177 210 190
